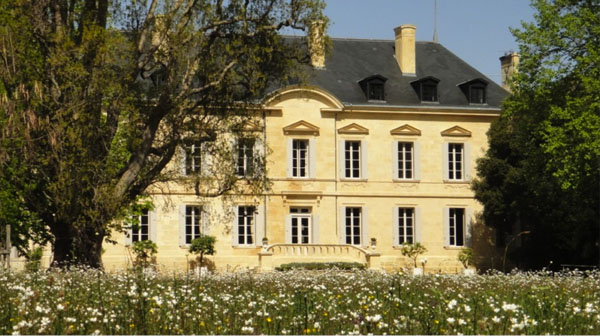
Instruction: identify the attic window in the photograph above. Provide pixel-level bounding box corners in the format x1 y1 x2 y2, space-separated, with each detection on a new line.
458 78 488 104
411 77 440 103
358 75 387 102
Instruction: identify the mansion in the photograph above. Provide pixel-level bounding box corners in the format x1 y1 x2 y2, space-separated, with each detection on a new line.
27 25 516 272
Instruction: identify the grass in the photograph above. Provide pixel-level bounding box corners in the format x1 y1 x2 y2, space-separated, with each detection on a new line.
0 268 598 335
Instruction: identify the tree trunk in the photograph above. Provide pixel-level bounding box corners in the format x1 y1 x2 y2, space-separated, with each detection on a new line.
50 221 105 269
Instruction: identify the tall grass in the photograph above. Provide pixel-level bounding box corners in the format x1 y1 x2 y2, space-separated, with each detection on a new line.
0 268 598 334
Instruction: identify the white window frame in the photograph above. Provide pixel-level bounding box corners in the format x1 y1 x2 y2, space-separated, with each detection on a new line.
292 139 309 178
236 138 254 177
397 207 414 244
290 208 312 244
237 205 255 246
345 141 361 179
448 208 465 247
344 207 362 245
184 141 202 175
130 209 150 243
447 143 464 181
184 205 207 245
397 142 414 180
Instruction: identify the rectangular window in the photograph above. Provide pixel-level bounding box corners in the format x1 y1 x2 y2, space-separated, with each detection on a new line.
449 208 465 246
344 141 361 179
292 139 309 178
398 208 414 244
368 82 384 100
290 207 311 244
236 139 254 177
448 143 464 180
397 142 414 179
131 209 149 242
185 141 202 175
185 205 204 244
422 83 438 102
470 86 486 104
237 206 255 245
345 207 362 245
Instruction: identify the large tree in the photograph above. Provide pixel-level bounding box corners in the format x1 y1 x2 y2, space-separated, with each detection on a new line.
0 0 326 268
473 0 599 269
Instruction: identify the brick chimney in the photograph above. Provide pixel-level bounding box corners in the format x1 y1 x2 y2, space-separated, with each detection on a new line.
394 24 416 76
500 52 519 92
308 20 326 69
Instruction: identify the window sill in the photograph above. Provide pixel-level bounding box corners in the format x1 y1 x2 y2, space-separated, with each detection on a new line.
232 245 261 249
340 178 368 182
444 246 467 250
392 179 420 183
288 177 316 181
443 180 470 184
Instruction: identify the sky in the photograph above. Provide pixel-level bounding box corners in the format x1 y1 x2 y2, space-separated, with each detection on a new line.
320 0 536 85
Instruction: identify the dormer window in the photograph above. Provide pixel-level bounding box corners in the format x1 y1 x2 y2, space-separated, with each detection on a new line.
411 77 440 103
458 78 488 104
358 75 387 102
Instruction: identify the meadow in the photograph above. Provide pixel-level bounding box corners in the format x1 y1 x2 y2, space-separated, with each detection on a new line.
0 268 598 335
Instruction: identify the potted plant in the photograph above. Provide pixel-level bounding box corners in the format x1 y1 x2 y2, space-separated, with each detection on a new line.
400 242 427 275
188 235 216 275
458 247 475 275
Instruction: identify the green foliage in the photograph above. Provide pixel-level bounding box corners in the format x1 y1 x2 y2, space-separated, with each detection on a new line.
0 0 327 268
24 246 43 272
473 0 599 269
189 235 216 257
131 240 157 268
275 262 366 271
458 248 473 269
400 242 428 268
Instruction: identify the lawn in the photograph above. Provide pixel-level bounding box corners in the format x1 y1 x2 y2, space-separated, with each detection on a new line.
0 268 598 335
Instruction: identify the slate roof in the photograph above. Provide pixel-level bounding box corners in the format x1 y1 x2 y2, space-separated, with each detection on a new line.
304 38 508 108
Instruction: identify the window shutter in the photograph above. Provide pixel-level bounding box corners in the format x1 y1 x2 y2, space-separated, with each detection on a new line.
231 206 239 246
361 207 369 248
392 207 398 246
361 141 368 179
465 208 473 247
179 146 187 176
149 210 158 243
125 223 132 246
414 142 421 181
415 207 422 243
442 143 449 181
286 138 293 178
178 205 186 247
392 141 398 180
202 209 210 235
464 143 472 181
309 138 316 178
201 142 212 176
443 207 450 247
285 214 292 243
338 206 346 244
256 205 265 246
338 140 345 179
312 215 320 244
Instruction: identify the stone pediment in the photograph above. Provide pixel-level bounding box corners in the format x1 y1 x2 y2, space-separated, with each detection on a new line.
234 119 263 132
441 125 472 137
337 123 369 135
390 124 421 136
283 120 320 135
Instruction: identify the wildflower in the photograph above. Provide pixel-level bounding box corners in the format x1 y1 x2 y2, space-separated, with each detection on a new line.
57 303 65 311
447 299 457 309
502 302 518 312
267 317 272 323
241 326 254 334
447 317 455 324
491 316 501 323
463 304 471 312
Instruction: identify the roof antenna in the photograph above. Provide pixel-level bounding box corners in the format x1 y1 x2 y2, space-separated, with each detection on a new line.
433 0 439 43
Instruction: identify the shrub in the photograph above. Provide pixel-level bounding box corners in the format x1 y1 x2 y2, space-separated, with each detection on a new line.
131 240 157 268
400 242 427 268
188 235 216 268
458 247 473 269
275 262 366 271
25 246 43 272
